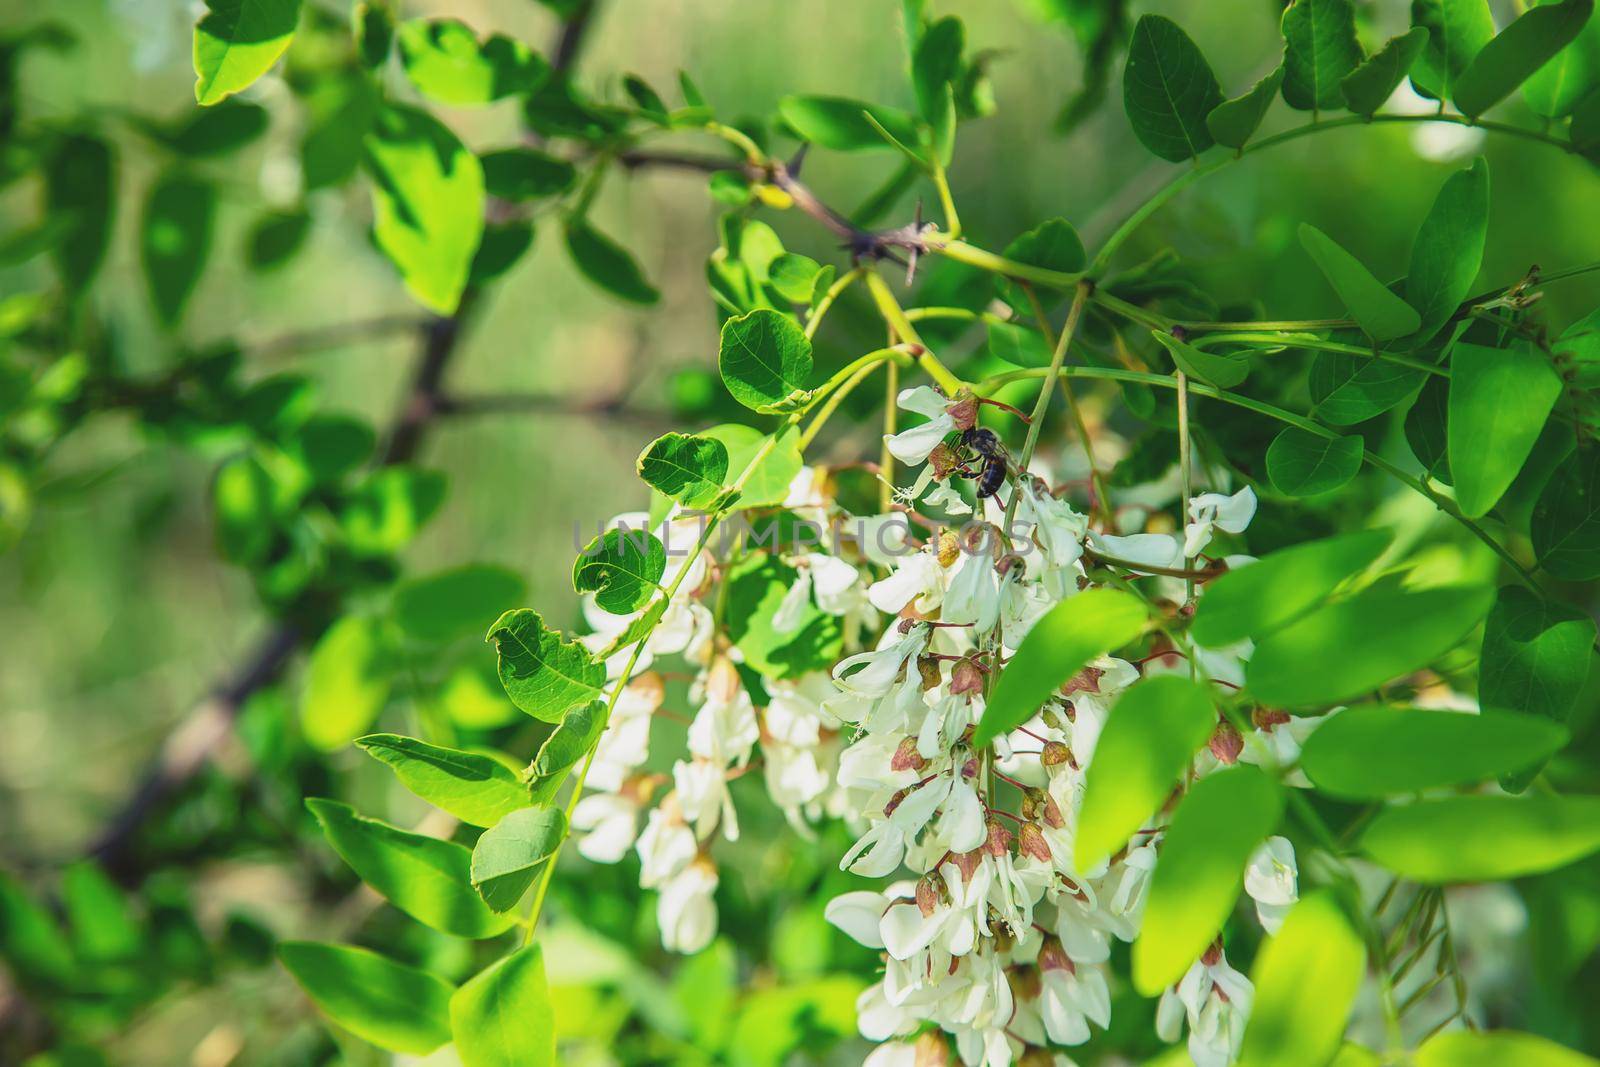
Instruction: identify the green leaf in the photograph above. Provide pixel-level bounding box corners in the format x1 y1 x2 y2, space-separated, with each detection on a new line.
1002 217 1086 275
1570 84 1600 152
1281 0 1364 112
470 806 567 911
1342 27 1430 116
718 308 814 413
451 945 556 1067
777 95 921 152
1132 765 1284 995
1075 675 1217 873
486 608 605 723
1299 705 1569 798
300 614 392 752
480 148 576 201
1533 445 1600 579
1448 341 1562 517
723 552 844 680
193 0 302 105
528 701 607 804
1309 349 1429 425
637 432 729 510
564 218 659 305
393 563 527 644
307 799 516 937
1206 65 1285 149
574 528 666 614
60 862 140 962
987 321 1055 369
365 105 485 315
1481 585 1595 789
1454 0 1596 117
700 423 802 508
355 1 393 69
1266 427 1363 496
247 209 310 270
1151 330 1249 387
341 466 447 554
292 414 376 484
1191 530 1390 647
1416 1030 1600 1067
767 253 825 304
0 872 75 985
1411 0 1496 102
1405 159 1490 348
45 134 115 295
974 589 1150 746
469 221 534 285
158 100 270 156
141 172 216 327
1524 4 1600 116
1247 583 1494 706
1298 224 1422 342
278 941 453 1054
398 19 548 105
912 16 965 122
356 733 531 827
1239 893 1367 1067
1121 15 1223 162
1361 793 1600 881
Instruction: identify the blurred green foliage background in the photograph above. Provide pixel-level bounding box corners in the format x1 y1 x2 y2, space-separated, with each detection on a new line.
4 0 1600 1063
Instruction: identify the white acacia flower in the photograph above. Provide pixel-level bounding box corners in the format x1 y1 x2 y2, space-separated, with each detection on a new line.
825 889 893 949
1184 486 1257 558
673 758 739 842
1241 710 1327 786
841 774 952 877
1156 949 1254 1067
943 549 1002 633
570 792 639 864
686 661 759 766
924 480 974 516
1090 530 1184 569
884 386 957 465
869 548 948 616
657 859 719 954
635 805 697 888
763 744 829 830
1038 948 1112 1046
1018 480 1088 571
1245 835 1298 934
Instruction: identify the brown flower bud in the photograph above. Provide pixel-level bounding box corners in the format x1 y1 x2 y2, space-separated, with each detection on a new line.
985 818 1014 857
891 736 927 773
1040 741 1072 768
951 848 983 884
950 656 985 696
915 874 941 917
936 529 961 568
1201 939 1224 967
1253 707 1292 729
1042 792 1066 829
1038 936 1075 974
1019 822 1052 863
961 756 980 780
917 654 944 691
1007 965 1042 1001
946 392 979 431
1060 664 1105 695
1209 719 1244 764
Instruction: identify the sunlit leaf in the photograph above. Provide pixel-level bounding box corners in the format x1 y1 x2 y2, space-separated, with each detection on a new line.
1448 341 1562 517
1122 15 1222 162
1239 892 1366 1067
1132 765 1284 995
1280 0 1363 112
987 321 1054 368
1454 0 1595 117
193 0 302 105
1405 158 1489 348
1266 427 1363 496
470 806 567 911
307 799 516 937
486 608 605 722
777 95 920 152
1361 793 1600 881
365 105 484 315
1298 224 1421 342
451 945 556 1067
1247 583 1494 706
1299 704 1569 798
974 589 1149 746
528 701 607 804
1416 1030 1600 1067
398 19 548 105
300 615 392 752
279 941 453 1054
718 308 814 413
1191 530 1390 647
637 431 729 509
357 733 530 827
1076 675 1216 873
573 528 666 614
699 423 802 509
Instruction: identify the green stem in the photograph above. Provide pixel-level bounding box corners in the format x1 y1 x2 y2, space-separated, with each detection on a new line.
864 271 965 393
1192 332 1447 377
806 267 864 341
1002 282 1091 533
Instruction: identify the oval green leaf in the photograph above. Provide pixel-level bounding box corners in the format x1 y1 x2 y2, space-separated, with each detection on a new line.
486 608 605 723
451 944 557 1067
1416 1030 1599 1067
1075 675 1217 873
564 218 659 305
1122 15 1222 162
1132 765 1284 995
1299 224 1422 342
776 95 921 152
141 172 216 328
1152 330 1249 388
1266 426 1363 496
1360 793 1600 881
393 563 527 644
637 431 729 509
1281 0 1364 111
300 614 393 752
193 0 302 105
718 308 814 413
1299 705 1569 798
1405 158 1490 348
1449 341 1563 518
1239 892 1367 1067
1342 27 1430 116
279 941 454 1054
356 733 531 828
397 19 548 106
470 806 567 912
974 588 1150 747
1454 0 1595 117
573 528 666 614
1532 445 1600 579
1207 66 1284 150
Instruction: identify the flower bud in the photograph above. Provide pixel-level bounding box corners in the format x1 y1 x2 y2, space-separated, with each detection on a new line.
1209 719 1243 764
950 657 985 695
891 736 927 773
961 756 979 780
1253 707 1292 729
1040 741 1072 768
1038 936 1076 974
1041 792 1065 829
706 656 742 704
915 873 942 917
917 654 943 691
1007 965 1042 1001
1019 822 1052 863
937 530 961 568
951 848 983 883
985 818 1014 857
1201 939 1224 967
1060 664 1104 695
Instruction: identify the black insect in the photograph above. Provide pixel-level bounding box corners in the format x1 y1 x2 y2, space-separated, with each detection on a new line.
960 427 1009 499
